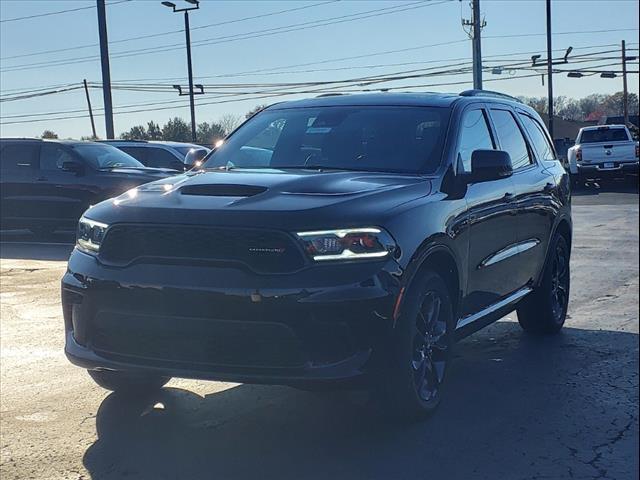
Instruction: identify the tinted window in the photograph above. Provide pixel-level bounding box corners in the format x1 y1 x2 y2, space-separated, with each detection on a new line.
0 143 38 171
519 114 556 161
457 109 495 173
145 148 182 169
119 146 148 164
579 128 629 143
491 109 532 170
203 106 450 174
70 144 143 169
39 144 76 171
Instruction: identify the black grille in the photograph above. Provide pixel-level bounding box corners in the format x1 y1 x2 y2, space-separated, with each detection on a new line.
99 224 306 273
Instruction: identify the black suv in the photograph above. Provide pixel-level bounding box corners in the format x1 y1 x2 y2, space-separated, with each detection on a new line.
62 91 571 418
0 139 177 235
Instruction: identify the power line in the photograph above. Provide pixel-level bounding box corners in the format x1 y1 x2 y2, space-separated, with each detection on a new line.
0 0 338 60
1 43 632 100
0 1 451 73
3 52 631 122
109 42 637 83
0 0 130 24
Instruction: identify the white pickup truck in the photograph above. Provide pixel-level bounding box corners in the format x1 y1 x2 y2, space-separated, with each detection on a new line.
567 125 639 185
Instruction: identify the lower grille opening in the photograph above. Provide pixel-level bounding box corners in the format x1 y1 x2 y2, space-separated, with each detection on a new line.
90 311 307 369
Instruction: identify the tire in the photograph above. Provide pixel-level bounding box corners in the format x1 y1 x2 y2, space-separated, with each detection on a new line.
517 235 570 334
87 369 170 394
570 174 582 189
378 270 455 420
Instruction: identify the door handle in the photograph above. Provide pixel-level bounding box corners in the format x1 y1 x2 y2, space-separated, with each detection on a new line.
36 177 48 182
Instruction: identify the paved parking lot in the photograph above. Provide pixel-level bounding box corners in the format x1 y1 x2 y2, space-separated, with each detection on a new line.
1 182 638 480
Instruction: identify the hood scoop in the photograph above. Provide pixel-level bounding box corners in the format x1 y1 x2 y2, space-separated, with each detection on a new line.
180 184 268 197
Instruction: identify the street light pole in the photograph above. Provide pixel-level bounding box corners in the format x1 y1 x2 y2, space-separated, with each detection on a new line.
162 0 200 143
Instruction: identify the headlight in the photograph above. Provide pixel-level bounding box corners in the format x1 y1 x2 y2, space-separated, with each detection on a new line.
76 217 109 254
296 227 396 261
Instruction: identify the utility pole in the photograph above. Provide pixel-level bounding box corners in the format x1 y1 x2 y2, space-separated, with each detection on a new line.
622 39 629 126
162 1 200 143
462 0 485 90
83 79 97 139
96 0 114 139
184 10 196 143
546 0 554 140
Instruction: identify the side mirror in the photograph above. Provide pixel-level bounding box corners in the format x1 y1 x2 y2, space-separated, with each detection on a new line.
184 148 209 170
470 150 513 183
61 160 83 174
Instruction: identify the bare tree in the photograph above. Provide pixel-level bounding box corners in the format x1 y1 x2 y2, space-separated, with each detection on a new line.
219 113 242 136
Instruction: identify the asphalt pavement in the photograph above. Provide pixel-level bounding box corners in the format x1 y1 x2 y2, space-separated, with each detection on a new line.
0 181 638 480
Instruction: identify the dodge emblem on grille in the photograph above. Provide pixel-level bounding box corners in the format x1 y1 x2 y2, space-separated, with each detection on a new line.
248 247 286 254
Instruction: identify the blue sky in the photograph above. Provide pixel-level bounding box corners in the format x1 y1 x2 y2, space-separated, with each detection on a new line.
1 0 638 139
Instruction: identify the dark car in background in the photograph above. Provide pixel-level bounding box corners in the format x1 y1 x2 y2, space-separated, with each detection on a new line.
0 139 176 235
63 91 572 419
100 140 210 171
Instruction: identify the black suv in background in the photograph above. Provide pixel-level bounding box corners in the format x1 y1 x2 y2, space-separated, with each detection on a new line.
63 91 572 419
0 139 176 235
100 140 210 171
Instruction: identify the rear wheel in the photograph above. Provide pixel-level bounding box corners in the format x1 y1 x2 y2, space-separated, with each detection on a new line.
517 235 570 334
88 370 170 394
379 270 454 419
570 174 583 189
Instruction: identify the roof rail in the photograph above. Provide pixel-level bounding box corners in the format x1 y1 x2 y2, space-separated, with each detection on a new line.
459 89 521 103
0 137 42 141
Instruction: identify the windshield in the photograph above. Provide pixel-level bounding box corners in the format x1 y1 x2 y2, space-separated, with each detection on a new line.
202 106 450 174
72 144 144 169
580 128 629 143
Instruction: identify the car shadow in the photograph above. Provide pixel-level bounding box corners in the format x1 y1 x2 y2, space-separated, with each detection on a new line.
82 322 639 480
572 177 639 196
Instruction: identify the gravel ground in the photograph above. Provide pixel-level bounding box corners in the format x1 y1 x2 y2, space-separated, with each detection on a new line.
1 186 638 480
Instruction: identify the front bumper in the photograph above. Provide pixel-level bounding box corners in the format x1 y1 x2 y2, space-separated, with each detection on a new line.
576 161 639 177
62 249 402 385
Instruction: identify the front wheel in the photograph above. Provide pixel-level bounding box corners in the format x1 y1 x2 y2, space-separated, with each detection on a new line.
88 369 170 394
517 235 570 334
378 270 454 420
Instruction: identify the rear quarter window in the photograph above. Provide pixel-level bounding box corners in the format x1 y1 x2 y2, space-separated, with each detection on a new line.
0 143 39 172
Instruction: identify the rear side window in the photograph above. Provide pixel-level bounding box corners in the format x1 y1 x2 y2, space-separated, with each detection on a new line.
457 109 495 173
145 148 182 169
518 114 556 161
0 143 38 171
579 128 629 143
491 109 532 170
39 144 76 171
119 146 148 164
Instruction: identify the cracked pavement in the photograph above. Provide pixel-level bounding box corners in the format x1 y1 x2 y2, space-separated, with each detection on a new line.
0 184 638 480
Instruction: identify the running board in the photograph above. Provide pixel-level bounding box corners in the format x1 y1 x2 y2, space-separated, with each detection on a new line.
455 287 532 339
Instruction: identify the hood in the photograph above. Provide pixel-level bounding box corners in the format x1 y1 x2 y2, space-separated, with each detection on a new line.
87 169 433 230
